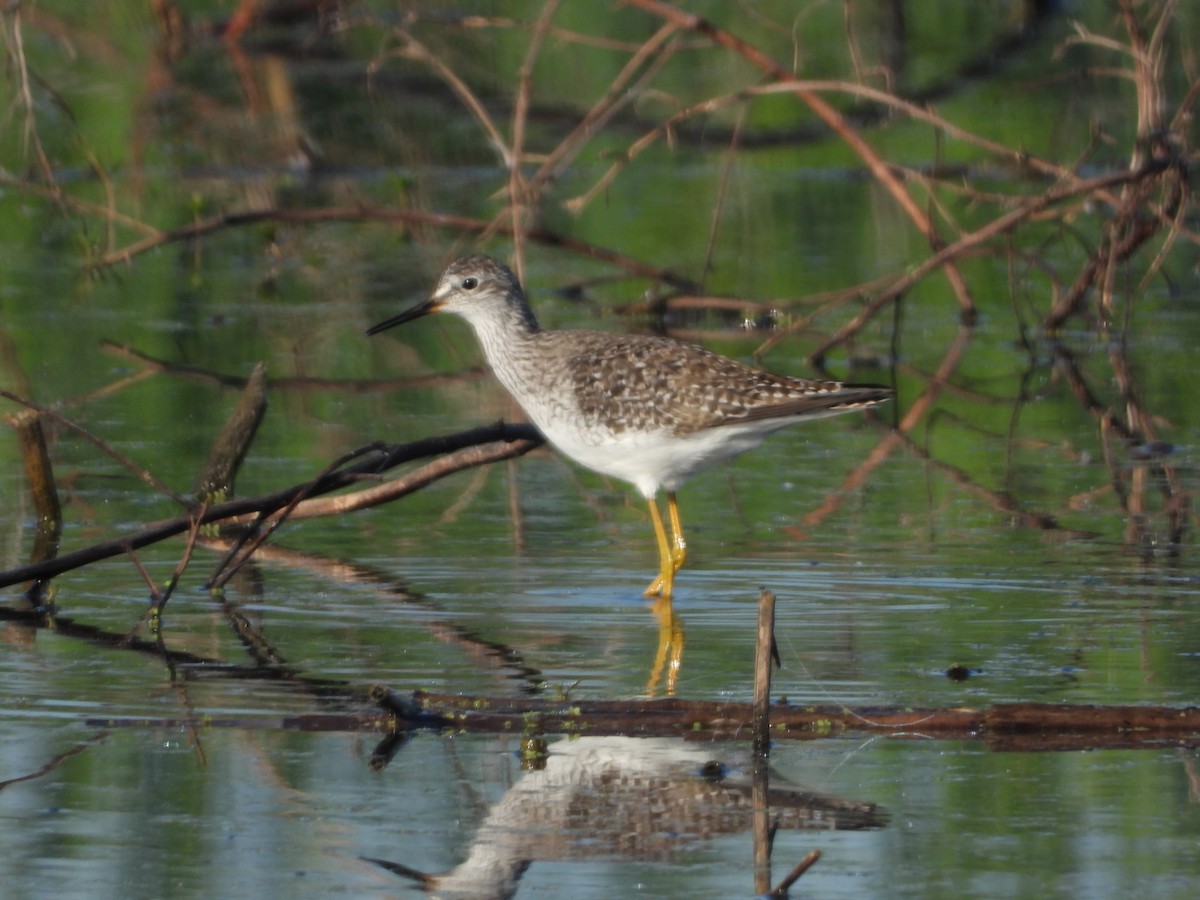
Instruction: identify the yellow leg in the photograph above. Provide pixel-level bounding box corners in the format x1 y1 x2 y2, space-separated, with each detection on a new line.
667 491 687 571
645 595 685 697
642 496 672 598
642 493 687 693
642 492 687 598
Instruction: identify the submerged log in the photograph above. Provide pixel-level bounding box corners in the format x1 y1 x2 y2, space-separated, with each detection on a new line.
395 691 1200 752
79 691 1200 752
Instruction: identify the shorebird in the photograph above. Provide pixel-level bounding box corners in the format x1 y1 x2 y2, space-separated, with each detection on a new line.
368 255 892 599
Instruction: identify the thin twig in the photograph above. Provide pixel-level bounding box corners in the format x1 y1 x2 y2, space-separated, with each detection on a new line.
3 7 58 191
505 0 561 278
532 21 681 191
379 27 513 166
206 443 387 589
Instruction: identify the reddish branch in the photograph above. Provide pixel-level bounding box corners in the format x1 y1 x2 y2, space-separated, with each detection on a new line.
402 691 1200 751
78 692 1200 752
626 0 977 322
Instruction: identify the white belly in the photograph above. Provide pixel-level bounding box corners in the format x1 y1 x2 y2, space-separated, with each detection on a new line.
489 345 829 499
538 416 792 499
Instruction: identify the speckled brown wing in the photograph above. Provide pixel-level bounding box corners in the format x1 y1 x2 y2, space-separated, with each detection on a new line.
566 333 889 436
727 378 895 424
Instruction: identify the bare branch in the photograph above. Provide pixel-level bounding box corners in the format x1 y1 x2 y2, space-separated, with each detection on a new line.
0 424 542 590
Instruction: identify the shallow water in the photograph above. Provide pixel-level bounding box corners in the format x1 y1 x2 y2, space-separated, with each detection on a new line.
3 3 1200 898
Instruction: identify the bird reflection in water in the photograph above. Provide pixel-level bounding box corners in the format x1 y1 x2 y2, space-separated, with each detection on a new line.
364 735 886 898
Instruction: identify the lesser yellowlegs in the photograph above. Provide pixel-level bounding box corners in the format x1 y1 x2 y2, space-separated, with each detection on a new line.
368 255 892 600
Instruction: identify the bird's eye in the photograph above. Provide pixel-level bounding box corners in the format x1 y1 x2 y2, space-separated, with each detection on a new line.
461 276 479 290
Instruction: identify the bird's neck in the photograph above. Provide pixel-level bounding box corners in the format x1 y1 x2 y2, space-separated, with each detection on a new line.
469 304 542 373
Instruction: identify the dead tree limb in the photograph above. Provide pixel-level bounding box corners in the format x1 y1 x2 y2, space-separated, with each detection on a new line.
89 692 1200 753
193 362 268 499
0 423 543 590
395 691 1200 751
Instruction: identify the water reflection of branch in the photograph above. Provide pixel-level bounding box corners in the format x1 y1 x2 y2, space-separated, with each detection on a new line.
0 603 261 674
89 206 697 290
886 430 1082 534
1 388 189 507
1043 158 1186 332
627 0 978 325
1 544 546 699
807 322 1183 540
803 323 972 530
1052 341 1189 558
1043 1 1192 332
101 339 485 393
565 78 1122 217
205 542 547 694
0 731 109 792
803 163 1165 366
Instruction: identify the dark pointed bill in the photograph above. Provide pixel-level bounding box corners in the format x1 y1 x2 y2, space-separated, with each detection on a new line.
365 298 441 336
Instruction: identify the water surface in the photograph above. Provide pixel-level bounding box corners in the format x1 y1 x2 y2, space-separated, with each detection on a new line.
2 3 1199 897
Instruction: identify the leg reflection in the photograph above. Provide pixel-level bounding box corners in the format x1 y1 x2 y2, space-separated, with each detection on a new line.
646 595 684 696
